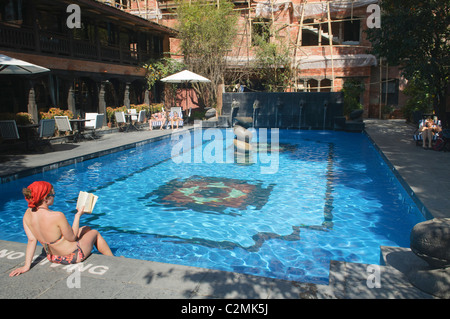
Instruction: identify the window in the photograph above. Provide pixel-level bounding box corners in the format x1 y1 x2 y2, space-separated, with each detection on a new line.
153 35 163 55
0 0 23 25
130 41 138 59
114 0 128 9
73 18 96 43
307 79 319 92
382 79 399 105
302 29 319 46
37 10 65 33
252 18 271 45
343 18 360 43
320 79 332 92
99 22 118 46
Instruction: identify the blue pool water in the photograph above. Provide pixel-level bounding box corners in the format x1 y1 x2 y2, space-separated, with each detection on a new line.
0 129 425 284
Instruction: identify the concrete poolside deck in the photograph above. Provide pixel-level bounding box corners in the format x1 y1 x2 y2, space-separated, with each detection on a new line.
0 120 448 300
364 119 450 220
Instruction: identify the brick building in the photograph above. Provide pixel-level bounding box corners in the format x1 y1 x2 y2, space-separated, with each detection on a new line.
114 0 405 118
0 0 176 122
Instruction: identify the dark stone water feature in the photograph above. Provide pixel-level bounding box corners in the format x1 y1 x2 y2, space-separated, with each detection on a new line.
221 92 344 130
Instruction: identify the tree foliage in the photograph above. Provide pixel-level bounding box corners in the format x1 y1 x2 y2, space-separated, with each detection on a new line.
144 57 185 90
402 71 434 121
341 79 365 116
252 32 293 92
366 0 450 126
143 57 185 108
176 0 239 108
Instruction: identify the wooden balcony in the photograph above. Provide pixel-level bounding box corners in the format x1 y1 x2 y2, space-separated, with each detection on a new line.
0 24 157 66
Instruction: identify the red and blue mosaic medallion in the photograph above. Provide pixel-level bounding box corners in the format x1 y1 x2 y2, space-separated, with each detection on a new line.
144 175 274 214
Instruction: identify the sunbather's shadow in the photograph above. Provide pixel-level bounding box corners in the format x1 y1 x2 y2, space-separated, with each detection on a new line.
29 250 47 269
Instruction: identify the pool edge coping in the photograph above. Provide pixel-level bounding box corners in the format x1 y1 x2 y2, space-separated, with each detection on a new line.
363 129 434 220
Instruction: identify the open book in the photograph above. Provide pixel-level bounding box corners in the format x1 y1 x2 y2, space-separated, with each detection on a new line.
76 191 98 214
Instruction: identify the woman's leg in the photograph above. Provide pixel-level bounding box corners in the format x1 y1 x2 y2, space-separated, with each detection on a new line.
78 226 113 257
422 129 431 148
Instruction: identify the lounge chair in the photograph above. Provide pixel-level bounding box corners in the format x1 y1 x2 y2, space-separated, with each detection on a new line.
442 129 450 152
85 113 98 128
0 120 20 140
36 119 55 150
54 116 73 141
170 107 184 128
433 129 450 152
85 113 104 139
137 110 146 129
150 112 167 129
54 116 72 133
151 107 184 129
115 112 127 132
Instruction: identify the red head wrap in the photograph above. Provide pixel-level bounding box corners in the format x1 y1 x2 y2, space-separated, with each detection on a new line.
25 181 53 209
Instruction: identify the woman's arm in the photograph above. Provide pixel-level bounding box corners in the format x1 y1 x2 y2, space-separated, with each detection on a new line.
9 217 38 276
71 206 85 240
57 206 85 242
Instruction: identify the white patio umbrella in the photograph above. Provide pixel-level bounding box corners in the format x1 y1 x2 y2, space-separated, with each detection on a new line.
160 70 211 118
0 54 50 74
160 70 211 84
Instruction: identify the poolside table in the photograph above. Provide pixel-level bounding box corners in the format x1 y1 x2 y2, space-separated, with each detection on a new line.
124 113 139 132
69 119 87 142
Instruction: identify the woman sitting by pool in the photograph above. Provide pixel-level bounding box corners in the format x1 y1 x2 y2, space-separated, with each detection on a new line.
9 181 113 277
170 111 181 130
148 112 159 131
149 111 168 130
421 117 442 149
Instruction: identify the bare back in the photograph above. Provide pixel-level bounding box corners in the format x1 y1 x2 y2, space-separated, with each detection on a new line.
24 208 78 256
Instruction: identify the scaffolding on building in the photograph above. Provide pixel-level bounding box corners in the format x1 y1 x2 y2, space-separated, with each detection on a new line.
102 0 390 116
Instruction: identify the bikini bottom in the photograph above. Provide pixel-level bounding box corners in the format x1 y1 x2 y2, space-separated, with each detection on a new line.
47 243 85 265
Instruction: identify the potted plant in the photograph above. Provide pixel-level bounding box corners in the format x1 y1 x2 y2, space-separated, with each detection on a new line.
15 112 34 125
106 107 115 127
39 107 74 120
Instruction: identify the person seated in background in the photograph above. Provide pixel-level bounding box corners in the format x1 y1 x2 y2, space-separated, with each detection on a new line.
148 112 166 130
421 117 441 149
148 112 159 131
160 110 169 130
170 111 181 130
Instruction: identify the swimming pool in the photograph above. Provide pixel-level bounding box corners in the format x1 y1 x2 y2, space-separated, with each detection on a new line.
0 129 425 284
